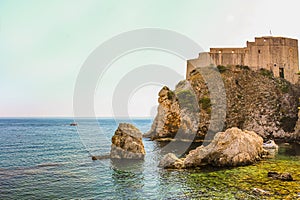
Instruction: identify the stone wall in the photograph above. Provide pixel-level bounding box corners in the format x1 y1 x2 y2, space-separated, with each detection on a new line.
187 36 299 84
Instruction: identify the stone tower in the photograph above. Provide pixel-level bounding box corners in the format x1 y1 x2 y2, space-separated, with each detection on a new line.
187 36 299 84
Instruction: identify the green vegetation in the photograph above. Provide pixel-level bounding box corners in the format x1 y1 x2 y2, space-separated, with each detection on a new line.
176 89 198 112
259 68 273 78
217 65 227 73
184 157 300 199
167 90 175 100
280 84 289 93
276 79 289 93
236 65 250 70
199 96 211 110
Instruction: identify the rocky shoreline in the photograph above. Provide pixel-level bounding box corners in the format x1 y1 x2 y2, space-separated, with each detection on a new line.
99 66 300 173
158 127 276 169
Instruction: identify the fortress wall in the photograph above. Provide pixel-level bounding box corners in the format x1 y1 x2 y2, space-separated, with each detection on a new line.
186 37 299 84
209 48 245 67
244 37 299 83
186 53 212 79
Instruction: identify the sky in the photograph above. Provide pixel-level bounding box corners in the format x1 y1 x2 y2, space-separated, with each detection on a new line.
1 0 300 117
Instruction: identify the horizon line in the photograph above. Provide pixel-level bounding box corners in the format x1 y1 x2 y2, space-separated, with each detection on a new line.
0 116 154 119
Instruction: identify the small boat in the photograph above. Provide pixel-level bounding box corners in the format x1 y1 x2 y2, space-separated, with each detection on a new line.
70 122 77 126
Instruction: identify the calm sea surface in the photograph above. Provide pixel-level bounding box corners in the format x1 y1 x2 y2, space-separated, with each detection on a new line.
0 118 300 199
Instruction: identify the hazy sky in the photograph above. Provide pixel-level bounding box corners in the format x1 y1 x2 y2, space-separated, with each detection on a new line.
1 0 300 117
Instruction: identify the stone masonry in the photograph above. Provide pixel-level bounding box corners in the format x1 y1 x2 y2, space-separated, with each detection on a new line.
187 36 299 84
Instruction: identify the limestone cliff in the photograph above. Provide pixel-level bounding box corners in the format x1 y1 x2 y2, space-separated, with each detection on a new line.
145 80 203 141
146 65 300 141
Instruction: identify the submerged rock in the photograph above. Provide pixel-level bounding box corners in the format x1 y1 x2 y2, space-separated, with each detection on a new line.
252 188 271 196
91 155 110 160
268 171 293 181
110 123 145 159
184 127 264 168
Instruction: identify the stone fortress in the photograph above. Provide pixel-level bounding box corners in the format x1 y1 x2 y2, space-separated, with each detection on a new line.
187 36 299 84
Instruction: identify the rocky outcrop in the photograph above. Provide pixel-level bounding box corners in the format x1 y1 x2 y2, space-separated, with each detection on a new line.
144 86 181 139
147 65 300 141
268 171 293 181
145 81 200 141
110 123 145 159
158 153 184 169
252 188 271 196
159 128 264 169
220 67 299 139
184 127 264 167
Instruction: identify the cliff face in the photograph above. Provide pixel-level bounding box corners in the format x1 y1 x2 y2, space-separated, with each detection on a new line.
221 66 299 139
145 86 181 139
145 81 201 141
146 65 300 141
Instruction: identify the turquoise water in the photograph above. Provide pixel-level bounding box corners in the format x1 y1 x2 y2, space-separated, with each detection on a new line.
0 118 299 199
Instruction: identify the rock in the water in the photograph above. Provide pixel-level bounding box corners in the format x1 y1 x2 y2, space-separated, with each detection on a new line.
253 188 271 196
280 172 294 181
268 171 293 181
262 140 279 158
184 127 264 168
267 171 280 178
158 153 184 169
91 155 110 160
110 123 145 159
263 140 279 150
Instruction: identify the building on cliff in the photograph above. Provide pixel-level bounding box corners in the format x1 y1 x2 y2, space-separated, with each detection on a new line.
187 36 299 84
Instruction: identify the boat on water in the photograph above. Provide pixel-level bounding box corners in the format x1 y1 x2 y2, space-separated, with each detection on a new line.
70 122 77 126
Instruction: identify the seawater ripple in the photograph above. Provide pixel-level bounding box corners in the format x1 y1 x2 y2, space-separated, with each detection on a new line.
0 118 300 199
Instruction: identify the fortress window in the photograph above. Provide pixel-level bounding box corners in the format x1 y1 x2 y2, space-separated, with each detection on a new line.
258 50 261 54
218 50 222 53
232 50 235 53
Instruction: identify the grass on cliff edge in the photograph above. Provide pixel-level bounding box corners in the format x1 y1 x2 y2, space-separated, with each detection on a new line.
176 89 199 112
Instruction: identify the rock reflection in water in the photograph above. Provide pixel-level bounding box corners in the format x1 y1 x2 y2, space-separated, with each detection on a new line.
278 142 300 156
111 159 144 199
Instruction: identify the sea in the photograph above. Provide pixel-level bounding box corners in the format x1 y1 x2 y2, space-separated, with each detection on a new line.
0 118 300 200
